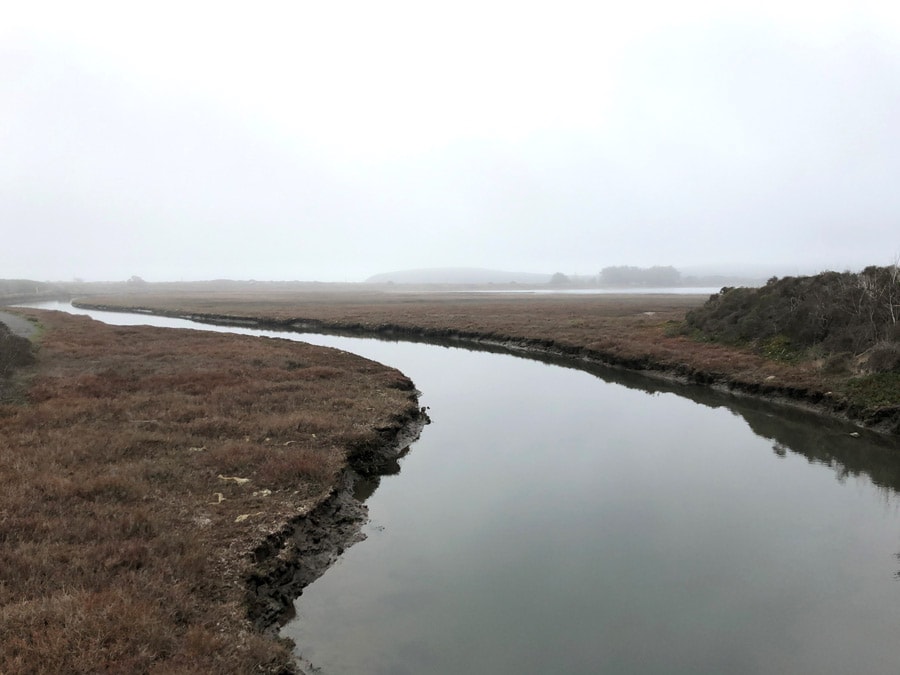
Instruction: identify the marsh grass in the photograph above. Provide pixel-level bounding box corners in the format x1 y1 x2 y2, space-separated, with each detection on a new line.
0 309 420 673
80 287 898 429
81 288 828 386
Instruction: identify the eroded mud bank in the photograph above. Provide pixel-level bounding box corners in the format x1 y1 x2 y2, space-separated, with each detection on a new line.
247 407 429 634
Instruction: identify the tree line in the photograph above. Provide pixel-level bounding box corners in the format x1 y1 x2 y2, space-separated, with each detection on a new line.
599 265 682 287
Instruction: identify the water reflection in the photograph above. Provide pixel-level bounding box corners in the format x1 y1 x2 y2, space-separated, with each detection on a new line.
404 341 900 499
287 320 900 501
351 445 411 502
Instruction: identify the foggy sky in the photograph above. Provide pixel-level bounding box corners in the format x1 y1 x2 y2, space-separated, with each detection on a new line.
3 1 900 282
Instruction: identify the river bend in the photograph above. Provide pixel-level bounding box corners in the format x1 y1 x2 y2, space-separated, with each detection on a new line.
20 302 900 675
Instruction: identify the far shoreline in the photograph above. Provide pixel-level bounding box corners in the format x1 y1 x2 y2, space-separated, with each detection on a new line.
69 293 900 438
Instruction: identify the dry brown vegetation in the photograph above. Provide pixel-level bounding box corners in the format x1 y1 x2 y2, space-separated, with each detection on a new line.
79 286 899 433
0 309 421 673
78 288 809 382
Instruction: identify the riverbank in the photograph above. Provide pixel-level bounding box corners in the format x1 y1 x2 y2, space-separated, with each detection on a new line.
0 309 426 673
72 290 900 436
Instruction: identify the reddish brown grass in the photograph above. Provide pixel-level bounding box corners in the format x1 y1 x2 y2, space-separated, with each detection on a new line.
81 287 833 390
76 285 900 429
0 309 420 673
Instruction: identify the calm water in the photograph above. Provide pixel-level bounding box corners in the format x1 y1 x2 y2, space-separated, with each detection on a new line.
22 302 900 674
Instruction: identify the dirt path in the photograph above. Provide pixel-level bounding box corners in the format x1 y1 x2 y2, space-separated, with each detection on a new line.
0 310 36 338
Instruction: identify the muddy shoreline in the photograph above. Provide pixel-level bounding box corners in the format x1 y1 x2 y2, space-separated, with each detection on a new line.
247 408 428 635
74 302 900 436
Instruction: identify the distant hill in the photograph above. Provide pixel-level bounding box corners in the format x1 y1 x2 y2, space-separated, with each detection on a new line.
365 268 553 285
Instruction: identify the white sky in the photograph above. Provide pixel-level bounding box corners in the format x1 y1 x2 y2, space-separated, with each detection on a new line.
3 0 900 281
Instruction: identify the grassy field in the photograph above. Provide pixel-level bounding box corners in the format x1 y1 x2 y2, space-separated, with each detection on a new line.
75 286 900 433
0 309 423 673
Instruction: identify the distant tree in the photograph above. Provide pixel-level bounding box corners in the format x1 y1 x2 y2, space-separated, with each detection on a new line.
127 275 147 285
549 272 571 286
645 266 682 286
600 265 681 287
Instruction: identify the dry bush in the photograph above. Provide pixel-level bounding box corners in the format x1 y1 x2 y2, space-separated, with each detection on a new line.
864 342 900 374
0 324 34 382
822 352 854 375
686 268 900 354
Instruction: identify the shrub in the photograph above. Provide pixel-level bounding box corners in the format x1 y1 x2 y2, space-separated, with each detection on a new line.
864 342 900 374
821 352 854 375
685 266 900 358
0 325 34 378
846 373 900 410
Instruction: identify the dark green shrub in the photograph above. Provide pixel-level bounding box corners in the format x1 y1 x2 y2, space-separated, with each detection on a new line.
685 266 900 359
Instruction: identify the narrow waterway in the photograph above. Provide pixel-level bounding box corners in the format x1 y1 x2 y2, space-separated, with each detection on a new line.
20 302 900 674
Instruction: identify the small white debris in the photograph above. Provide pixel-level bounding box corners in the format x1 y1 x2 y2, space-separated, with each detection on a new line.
253 489 273 498
212 492 225 504
849 432 861 438
188 446 207 452
765 375 776 381
235 511 265 523
218 474 251 485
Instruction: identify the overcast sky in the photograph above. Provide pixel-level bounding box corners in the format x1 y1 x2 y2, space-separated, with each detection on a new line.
3 1 900 282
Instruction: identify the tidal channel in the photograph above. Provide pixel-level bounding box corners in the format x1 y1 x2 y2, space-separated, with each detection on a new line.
23 302 900 674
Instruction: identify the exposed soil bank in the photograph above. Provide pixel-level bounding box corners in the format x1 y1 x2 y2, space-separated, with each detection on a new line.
75 301 900 436
247 409 428 634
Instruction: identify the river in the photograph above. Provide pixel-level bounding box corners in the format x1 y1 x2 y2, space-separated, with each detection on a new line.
18 302 900 674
